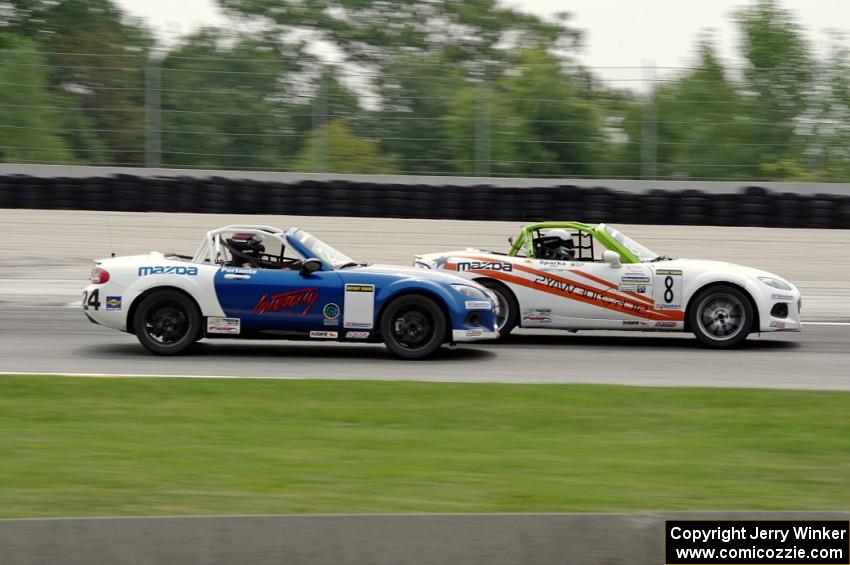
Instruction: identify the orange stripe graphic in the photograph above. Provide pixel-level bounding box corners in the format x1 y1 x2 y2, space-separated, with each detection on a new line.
567 269 655 306
471 269 684 322
445 254 684 321
507 263 682 320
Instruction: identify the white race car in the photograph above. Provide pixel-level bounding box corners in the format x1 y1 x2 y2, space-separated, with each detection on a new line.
82 225 498 359
414 222 801 347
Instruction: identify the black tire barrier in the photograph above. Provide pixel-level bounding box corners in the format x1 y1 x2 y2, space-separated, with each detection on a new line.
0 174 848 229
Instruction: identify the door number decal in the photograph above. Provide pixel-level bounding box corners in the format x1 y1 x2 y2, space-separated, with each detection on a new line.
654 269 683 309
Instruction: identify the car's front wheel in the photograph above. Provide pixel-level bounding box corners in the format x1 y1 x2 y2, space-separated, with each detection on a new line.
380 294 446 360
689 285 753 348
133 289 202 355
477 279 518 338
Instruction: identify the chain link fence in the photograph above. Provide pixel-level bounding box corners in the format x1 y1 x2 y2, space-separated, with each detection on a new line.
2 49 849 181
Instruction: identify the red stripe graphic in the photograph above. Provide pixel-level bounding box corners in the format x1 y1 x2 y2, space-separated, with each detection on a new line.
444 254 684 321
568 269 655 306
475 269 684 322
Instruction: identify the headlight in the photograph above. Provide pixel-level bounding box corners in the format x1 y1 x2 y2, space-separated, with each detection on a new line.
758 276 792 291
451 284 488 299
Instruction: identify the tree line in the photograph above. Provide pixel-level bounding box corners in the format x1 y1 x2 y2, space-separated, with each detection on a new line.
2 0 849 181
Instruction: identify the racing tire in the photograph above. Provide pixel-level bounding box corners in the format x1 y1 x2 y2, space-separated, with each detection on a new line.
688 285 753 348
380 294 447 360
476 279 518 339
133 290 202 355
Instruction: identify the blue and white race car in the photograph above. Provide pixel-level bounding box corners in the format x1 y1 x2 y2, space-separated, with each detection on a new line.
82 225 498 359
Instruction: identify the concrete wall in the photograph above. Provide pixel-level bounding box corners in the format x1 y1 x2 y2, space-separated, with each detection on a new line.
1 512 848 565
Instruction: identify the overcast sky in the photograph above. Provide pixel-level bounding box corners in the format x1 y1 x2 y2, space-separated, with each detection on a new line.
115 0 850 86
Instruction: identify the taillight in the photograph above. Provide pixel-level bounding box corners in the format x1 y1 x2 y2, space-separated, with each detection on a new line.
90 267 110 284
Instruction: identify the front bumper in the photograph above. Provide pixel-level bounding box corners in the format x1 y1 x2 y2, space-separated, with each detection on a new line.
452 328 499 341
758 291 802 332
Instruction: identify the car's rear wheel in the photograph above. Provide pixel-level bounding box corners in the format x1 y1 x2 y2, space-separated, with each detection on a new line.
133 290 202 355
380 294 446 360
477 279 518 338
689 285 753 348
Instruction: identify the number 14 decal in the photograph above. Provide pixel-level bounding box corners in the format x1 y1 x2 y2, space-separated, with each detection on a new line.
82 289 101 310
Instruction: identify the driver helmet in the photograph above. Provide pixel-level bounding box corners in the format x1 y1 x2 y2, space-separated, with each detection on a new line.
228 232 266 259
543 229 575 261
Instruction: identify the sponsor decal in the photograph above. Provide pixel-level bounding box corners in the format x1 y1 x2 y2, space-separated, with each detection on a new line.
771 293 794 301
622 320 640 326
620 282 649 293
310 330 338 339
770 320 786 329
221 267 257 275
655 321 678 328
465 300 491 310
323 302 340 326
345 331 370 339
536 260 568 268
105 296 122 311
224 274 251 280
253 288 319 316
345 284 375 292
621 275 651 284
138 265 198 276
656 269 683 276
465 329 483 336
323 303 340 319
457 261 513 272
522 307 552 323
619 273 650 294
207 317 241 335
533 275 648 314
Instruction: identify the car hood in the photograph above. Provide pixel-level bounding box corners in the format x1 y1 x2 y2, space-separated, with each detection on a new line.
649 258 795 286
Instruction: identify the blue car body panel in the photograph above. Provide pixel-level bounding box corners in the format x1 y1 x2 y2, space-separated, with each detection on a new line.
214 268 345 332
212 234 497 339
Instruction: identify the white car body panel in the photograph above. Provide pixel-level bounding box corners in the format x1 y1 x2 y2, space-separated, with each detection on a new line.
414 250 801 334
83 253 225 332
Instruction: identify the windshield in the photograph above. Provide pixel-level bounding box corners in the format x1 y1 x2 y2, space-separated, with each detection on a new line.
289 228 357 269
600 224 659 262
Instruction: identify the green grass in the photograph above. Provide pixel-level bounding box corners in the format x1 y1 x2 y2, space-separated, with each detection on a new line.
1 376 849 518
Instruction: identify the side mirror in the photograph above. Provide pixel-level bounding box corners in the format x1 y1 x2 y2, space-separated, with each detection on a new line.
602 250 622 268
299 258 322 276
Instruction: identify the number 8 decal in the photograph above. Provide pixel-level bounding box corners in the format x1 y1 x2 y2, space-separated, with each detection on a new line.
664 276 674 303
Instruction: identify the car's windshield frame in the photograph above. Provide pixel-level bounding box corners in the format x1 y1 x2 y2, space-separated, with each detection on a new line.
597 224 659 262
286 228 357 270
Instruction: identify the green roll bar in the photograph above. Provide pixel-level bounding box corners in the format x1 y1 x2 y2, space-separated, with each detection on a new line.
506 221 641 264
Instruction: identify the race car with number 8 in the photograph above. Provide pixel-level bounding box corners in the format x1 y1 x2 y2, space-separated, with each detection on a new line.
413 222 801 347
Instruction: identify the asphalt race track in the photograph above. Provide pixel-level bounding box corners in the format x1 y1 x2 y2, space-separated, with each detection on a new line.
1 210 849 391
1 305 848 391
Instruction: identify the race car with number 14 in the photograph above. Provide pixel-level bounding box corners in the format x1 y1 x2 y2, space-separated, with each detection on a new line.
82 225 498 359
414 222 801 347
